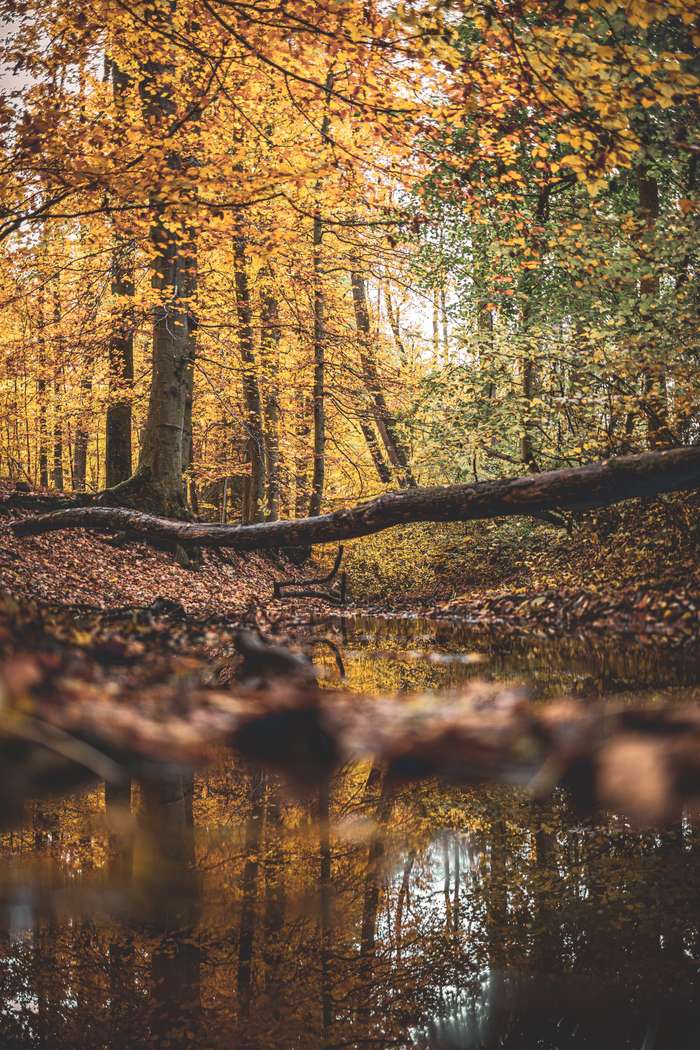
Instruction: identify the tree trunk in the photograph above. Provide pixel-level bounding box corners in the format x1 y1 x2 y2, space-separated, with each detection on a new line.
133 205 190 515
349 272 392 483
37 302 49 488
384 286 407 361
260 276 281 522
17 446 700 549
440 285 449 363
432 288 440 359
351 270 416 486
181 216 197 494
103 3 192 517
294 387 311 518
233 221 266 524
309 72 334 518
51 290 64 490
105 237 135 488
519 187 549 471
72 379 90 491
37 375 49 487
637 166 673 449
105 61 135 490
358 415 391 483
309 206 326 517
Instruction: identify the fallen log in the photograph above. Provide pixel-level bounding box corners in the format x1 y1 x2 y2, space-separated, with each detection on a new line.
11 446 700 550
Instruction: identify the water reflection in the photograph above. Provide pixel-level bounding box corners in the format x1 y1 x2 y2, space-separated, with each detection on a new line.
1 617 699 1048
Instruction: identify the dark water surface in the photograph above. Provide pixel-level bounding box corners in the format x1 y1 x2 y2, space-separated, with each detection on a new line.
1 616 699 1049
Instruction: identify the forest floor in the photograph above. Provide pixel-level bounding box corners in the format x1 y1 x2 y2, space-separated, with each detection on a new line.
0 482 318 618
2 483 700 646
341 491 700 646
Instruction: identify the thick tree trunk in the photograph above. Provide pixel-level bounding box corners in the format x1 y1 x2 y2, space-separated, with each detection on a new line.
102 4 193 518
350 271 415 487
129 205 190 515
15 446 700 550
181 221 197 491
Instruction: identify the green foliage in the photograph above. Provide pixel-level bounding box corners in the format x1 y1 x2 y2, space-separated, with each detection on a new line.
342 492 700 603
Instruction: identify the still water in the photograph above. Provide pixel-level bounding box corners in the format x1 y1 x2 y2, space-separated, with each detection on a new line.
1 616 699 1049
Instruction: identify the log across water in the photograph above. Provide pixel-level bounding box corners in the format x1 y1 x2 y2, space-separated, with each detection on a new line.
11 446 700 550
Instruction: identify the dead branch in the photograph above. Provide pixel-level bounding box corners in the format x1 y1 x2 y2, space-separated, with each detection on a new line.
274 546 347 604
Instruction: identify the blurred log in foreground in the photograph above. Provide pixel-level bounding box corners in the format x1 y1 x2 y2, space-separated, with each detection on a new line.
1 649 698 828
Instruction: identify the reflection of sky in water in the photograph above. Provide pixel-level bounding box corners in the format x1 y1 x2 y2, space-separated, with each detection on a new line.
0 615 698 1048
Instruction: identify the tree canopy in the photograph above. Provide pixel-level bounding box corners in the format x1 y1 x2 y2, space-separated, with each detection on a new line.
0 0 697 521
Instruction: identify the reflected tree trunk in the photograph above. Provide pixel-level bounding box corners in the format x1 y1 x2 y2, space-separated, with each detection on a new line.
262 776 286 990
105 780 135 1043
395 850 415 965
532 803 561 973
487 817 507 970
356 772 394 1035
139 775 201 1047
318 781 333 1035
237 767 266 1022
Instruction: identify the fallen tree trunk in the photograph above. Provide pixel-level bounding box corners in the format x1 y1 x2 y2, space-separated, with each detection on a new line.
11 446 700 550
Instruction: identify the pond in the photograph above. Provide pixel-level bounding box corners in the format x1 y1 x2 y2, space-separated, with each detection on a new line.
1 615 699 1049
